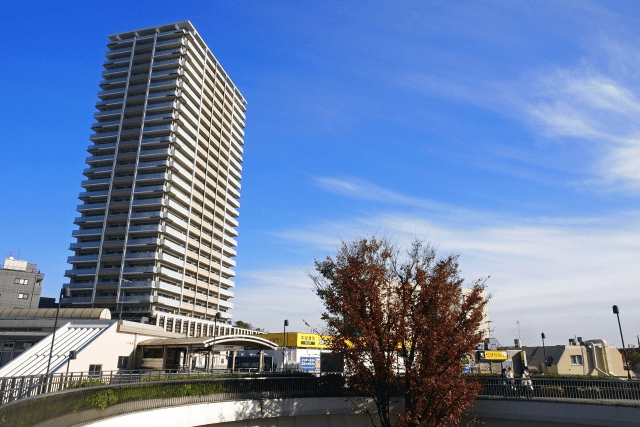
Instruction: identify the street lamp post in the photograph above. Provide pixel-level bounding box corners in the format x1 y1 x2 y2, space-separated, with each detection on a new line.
612 305 632 380
212 312 221 372
541 332 548 375
283 319 289 372
46 287 71 381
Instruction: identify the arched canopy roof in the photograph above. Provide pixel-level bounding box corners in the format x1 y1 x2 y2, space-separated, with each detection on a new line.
138 334 278 350
0 308 111 320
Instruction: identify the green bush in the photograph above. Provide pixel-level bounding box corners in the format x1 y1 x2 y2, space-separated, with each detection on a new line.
89 389 119 409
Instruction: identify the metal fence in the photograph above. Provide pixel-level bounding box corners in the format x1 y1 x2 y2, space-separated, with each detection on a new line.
477 377 640 401
0 369 236 405
0 375 346 427
1 375 640 427
0 369 340 406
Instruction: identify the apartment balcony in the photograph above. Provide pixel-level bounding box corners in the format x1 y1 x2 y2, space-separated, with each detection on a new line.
85 153 116 164
74 215 105 224
127 237 161 246
147 89 179 101
137 159 172 170
144 111 174 123
135 172 169 184
101 65 129 77
125 251 159 260
95 97 124 108
158 267 183 281
89 131 119 142
131 198 164 208
128 224 163 233
119 280 153 288
65 282 95 290
100 252 123 262
104 225 127 235
123 266 159 274
97 86 126 98
71 228 103 237
91 119 121 130
154 47 183 59
148 78 178 91
69 241 101 250
94 108 123 120
65 268 97 277
100 76 128 87
130 210 163 220
146 100 177 112
218 299 234 310
83 165 113 175
86 143 117 153
134 185 165 196
118 295 154 304
156 295 181 308
60 297 93 304
155 37 185 49
142 124 175 136
78 189 109 199
138 147 172 159
119 127 141 138
106 44 133 56
67 254 100 263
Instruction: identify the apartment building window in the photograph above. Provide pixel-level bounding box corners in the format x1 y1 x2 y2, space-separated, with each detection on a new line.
14 278 29 285
571 355 583 365
18 294 29 300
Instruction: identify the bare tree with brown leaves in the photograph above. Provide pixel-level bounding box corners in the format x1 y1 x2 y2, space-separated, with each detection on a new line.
311 237 488 427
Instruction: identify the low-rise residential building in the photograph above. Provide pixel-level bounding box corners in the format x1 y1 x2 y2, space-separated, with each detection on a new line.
520 338 627 377
0 257 44 309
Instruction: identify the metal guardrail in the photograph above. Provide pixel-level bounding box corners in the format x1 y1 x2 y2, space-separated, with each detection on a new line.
477 377 640 401
0 369 237 405
0 375 345 427
1 375 639 426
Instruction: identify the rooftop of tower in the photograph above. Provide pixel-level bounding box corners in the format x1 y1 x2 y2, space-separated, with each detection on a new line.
107 20 247 106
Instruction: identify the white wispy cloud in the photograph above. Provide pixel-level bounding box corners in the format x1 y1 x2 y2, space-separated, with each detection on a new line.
400 45 640 193
255 178 640 346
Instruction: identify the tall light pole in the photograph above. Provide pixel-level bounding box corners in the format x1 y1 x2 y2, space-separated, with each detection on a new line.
46 287 71 377
541 332 548 375
212 311 221 372
283 319 289 372
612 305 632 380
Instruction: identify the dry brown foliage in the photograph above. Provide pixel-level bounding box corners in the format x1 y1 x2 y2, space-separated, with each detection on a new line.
311 237 488 427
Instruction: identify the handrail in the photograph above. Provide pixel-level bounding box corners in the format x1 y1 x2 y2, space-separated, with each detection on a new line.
0 374 345 427
1 375 639 426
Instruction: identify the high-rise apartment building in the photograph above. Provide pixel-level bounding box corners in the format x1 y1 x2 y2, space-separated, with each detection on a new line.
65 22 246 333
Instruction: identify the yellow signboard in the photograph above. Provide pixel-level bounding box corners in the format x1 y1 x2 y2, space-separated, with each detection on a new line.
484 350 507 361
262 333 329 349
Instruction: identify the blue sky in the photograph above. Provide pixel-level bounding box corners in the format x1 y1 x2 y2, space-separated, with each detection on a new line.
2 1 640 346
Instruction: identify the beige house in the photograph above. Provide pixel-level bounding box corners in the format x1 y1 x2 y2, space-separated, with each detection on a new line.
523 338 628 377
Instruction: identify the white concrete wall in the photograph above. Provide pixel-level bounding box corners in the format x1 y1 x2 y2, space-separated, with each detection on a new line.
60 324 163 373
82 397 640 427
84 397 388 427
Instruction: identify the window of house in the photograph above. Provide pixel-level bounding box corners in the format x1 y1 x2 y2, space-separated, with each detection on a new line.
14 278 28 285
89 364 102 376
18 294 29 299
571 355 583 365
